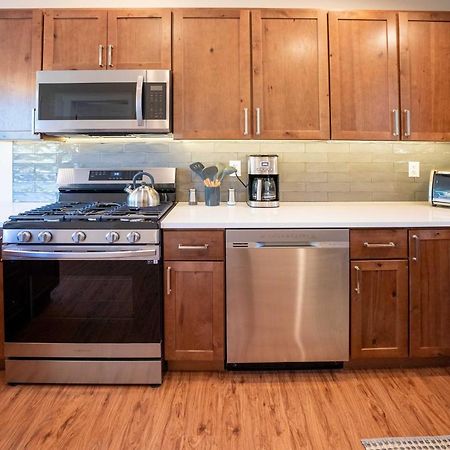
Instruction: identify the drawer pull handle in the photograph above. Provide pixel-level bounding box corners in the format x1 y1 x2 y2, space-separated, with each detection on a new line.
354 265 361 295
166 266 172 295
178 244 209 250
363 242 396 248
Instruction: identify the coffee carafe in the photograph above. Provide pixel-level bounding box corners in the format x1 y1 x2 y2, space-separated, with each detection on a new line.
247 155 279 208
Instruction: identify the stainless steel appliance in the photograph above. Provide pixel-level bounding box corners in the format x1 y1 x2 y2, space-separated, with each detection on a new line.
429 170 450 207
1 167 176 385
247 155 279 208
34 70 171 135
226 229 349 367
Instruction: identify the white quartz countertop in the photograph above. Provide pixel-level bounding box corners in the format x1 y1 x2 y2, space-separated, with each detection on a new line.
161 201 450 229
0 202 47 228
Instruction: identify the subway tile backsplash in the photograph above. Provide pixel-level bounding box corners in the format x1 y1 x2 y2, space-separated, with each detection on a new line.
12 140 450 202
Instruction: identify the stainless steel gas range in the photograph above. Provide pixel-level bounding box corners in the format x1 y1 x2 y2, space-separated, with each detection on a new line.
1 168 176 385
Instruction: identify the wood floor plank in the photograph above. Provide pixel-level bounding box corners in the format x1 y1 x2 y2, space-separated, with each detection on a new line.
0 368 448 449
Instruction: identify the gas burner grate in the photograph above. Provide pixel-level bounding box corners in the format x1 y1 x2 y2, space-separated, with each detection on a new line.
7 201 174 224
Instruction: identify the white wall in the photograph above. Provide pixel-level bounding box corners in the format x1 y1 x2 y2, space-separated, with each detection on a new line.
1 0 450 10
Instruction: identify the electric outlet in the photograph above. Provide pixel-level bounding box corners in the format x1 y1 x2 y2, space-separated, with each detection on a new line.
408 161 420 178
229 160 241 176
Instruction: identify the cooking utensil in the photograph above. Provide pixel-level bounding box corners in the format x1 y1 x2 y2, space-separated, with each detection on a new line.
215 162 225 181
189 162 205 179
219 166 237 182
202 165 218 181
124 171 160 207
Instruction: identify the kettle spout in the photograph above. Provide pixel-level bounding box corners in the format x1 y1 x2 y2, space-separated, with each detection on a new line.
124 185 133 194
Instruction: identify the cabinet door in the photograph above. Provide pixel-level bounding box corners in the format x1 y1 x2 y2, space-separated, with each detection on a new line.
410 230 450 357
329 12 400 140
107 10 171 69
351 260 408 359
43 10 107 70
252 10 329 139
164 262 224 362
399 12 450 141
0 10 42 139
173 9 251 139
0 259 4 369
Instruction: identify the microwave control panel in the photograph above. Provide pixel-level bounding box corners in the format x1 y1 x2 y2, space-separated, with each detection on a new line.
144 83 167 120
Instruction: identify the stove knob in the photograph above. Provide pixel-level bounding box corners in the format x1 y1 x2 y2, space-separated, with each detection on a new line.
127 231 141 243
38 231 53 243
106 231 120 243
72 231 86 244
17 231 32 243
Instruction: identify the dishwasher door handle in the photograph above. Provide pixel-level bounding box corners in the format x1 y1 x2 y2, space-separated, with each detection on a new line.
256 242 316 248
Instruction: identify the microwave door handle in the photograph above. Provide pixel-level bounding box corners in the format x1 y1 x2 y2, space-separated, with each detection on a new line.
136 75 144 126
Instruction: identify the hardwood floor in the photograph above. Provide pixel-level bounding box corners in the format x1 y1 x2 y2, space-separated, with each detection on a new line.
0 368 449 449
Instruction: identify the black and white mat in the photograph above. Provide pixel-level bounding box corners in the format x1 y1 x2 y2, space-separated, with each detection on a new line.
361 435 450 449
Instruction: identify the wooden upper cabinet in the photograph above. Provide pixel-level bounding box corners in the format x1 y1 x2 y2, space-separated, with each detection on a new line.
43 10 107 70
252 10 329 139
44 9 172 71
173 9 251 139
0 10 42 139
329 11 400 140
399 12 450 141
409 230 450 357
351 260 409 359
107 10 171 69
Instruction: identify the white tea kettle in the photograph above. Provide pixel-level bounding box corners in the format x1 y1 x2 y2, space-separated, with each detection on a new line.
124 171 160 207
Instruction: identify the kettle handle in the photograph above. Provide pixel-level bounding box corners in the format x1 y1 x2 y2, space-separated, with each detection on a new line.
132 171 155 189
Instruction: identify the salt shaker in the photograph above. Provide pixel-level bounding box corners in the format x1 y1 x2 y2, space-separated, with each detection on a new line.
188 188 197 205
227 188 236 206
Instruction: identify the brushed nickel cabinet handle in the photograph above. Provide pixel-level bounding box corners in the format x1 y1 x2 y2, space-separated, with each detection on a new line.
404 109 411 137
412 234 419 261
98 44 104 67
178 244 209 250
166 266 172 295
243 108 249 135
392 109 400 137
255 107 261 135
354 265 361 295
363 242 396 248
107 44 114 67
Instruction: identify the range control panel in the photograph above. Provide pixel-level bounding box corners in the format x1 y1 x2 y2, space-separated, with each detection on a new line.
88 170 141 181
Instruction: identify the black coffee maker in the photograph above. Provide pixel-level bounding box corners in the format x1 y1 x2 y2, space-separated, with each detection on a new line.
247 155 279 208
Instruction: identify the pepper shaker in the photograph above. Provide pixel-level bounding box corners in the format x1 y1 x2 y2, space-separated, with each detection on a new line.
188 188 197 205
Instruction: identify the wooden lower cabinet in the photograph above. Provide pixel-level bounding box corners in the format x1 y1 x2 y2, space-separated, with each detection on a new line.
164 261 224 368
409 230 450 357
351 260 409 359
0 258 4 369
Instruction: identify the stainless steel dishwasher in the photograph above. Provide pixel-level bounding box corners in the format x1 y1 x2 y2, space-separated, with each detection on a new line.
226 229 349 366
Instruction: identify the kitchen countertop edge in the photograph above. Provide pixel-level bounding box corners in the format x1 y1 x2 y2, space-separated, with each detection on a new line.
161 201 450 229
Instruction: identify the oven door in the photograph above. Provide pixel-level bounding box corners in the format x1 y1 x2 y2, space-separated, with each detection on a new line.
2 245 162 359
34 69 171 134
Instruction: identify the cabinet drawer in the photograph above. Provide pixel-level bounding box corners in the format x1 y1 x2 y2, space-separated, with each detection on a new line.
350 229 407 259
163 230 224 261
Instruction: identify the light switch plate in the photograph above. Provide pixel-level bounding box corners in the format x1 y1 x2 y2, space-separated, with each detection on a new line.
408 161 420 178
229 160 241 176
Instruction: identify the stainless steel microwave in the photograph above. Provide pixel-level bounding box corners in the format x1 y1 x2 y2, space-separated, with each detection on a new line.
429 170 450 207
34 70 171 135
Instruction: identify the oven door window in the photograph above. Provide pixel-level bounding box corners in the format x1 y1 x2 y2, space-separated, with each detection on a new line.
3 260 161 343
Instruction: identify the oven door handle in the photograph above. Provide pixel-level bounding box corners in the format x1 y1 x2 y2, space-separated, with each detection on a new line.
2 248 158 261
